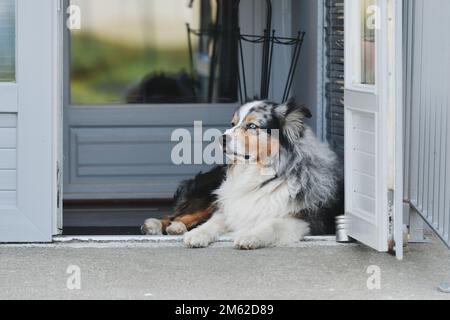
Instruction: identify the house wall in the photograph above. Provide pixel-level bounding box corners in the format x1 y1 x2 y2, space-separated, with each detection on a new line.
291 0 323 137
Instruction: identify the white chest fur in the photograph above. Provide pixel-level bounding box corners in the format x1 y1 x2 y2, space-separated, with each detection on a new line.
215 165 296 233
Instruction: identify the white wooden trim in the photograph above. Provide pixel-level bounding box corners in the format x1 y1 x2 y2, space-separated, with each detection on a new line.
393 0 404 260
376 0 390 252
54 0 65 235
344 0 390 252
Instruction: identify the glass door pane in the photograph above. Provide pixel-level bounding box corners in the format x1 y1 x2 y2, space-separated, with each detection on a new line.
360 0 376 85
0 0 15 82
69 0 239 105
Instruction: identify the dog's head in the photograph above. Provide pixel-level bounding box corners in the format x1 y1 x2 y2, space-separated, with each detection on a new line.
221 99 312 167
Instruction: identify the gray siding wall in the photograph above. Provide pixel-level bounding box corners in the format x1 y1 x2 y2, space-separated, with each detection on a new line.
404 0 450 247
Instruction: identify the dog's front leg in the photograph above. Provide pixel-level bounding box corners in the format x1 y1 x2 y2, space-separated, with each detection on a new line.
234 217 310 250
184 212 227 248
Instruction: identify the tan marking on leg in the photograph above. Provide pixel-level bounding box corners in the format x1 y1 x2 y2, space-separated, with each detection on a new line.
174 206 215 230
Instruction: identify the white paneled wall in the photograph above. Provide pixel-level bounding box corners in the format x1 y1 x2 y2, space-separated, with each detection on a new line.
0 113 16 206
348 110 376 219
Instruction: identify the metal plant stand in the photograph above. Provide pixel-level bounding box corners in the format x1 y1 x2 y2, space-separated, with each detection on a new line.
186 0 305 104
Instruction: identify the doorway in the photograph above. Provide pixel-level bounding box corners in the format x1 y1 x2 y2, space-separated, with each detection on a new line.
61 0 344 236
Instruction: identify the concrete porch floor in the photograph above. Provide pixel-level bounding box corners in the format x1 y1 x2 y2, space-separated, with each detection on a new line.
0 236 449 300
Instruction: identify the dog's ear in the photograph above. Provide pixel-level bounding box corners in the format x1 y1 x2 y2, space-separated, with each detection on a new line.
276 98 312 140
285 98 312 119
277 98 312 119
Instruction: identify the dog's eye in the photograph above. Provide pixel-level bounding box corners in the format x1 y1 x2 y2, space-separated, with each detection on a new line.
231 122 236 127
247 123 259 130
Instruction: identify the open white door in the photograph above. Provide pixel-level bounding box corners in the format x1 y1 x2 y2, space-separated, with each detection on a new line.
344 0 403 256
0 0 59 242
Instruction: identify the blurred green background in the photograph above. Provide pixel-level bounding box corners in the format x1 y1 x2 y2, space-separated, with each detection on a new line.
70 33 190 104
69 0 198 105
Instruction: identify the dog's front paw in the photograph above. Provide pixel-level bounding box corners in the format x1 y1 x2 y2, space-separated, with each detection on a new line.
166 221 188 235
184 230 212 248
234 234 269 250
141 219 163 235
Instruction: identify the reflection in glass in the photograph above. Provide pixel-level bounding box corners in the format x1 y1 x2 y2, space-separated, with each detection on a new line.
361 0 376 85
0 0 15 82
70 0 239 105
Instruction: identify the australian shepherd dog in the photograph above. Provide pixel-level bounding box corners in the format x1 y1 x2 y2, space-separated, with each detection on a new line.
142 99 341 250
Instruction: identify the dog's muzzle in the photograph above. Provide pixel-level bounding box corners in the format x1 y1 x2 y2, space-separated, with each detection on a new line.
220 134 251 160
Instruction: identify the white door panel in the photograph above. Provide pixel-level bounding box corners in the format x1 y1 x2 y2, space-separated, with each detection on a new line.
345 0 403 257
0 0 58 242
344 0 395 253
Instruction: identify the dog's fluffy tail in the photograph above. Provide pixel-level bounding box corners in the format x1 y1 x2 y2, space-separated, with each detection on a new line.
300 177 344 235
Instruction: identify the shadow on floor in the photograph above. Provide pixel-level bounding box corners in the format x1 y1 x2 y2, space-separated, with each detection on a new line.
63 201 173 236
